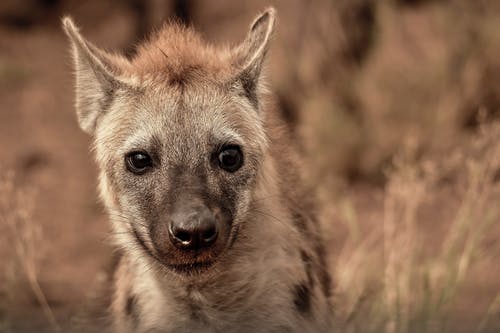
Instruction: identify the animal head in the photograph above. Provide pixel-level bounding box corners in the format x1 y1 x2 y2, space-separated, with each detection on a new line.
63 8 276 274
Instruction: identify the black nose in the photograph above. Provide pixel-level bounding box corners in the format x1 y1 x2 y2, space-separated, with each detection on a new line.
168 206 218 251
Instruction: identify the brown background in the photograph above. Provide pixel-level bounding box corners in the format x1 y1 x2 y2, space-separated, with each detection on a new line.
0 1 499 332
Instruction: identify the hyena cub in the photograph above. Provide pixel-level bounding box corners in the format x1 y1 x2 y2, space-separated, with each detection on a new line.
63 8 332 333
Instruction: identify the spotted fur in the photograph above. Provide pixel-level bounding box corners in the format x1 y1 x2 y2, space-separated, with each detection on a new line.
63 7 332 333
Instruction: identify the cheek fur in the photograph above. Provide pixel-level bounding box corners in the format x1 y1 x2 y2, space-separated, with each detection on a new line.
232 188 253 225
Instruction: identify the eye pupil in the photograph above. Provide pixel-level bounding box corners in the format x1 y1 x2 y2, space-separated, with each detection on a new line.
132 154 148 166
218 146 243 172
222 151 237 165
126 151 152 174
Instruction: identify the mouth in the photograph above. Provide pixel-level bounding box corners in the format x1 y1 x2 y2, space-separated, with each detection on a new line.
129 219 244 276
131 226 218 274
165 260 216 274
156 246 220 275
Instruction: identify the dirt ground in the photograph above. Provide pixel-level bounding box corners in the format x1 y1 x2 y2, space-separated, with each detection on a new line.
0 1 499 333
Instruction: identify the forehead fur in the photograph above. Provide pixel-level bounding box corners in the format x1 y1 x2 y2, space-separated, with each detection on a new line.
129 23 234 85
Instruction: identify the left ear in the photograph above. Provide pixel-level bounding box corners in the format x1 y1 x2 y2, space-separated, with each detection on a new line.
62 16 131 134
232 7 276 105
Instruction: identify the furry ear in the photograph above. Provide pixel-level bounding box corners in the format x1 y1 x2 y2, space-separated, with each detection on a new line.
62 17 129 134
233 7 276 106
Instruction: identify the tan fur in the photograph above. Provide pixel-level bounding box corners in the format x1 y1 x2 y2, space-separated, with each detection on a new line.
63 8 332 333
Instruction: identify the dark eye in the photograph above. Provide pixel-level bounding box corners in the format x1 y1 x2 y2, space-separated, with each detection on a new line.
125 151 153 174
218 145 243 172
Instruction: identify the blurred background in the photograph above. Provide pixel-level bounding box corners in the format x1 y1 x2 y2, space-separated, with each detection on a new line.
0 0 499 332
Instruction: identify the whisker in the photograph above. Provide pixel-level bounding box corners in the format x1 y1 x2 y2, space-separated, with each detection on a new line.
249 208 284 223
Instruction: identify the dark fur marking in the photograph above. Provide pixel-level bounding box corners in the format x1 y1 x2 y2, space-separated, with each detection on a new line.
294 209 332 300
290 210 308 235
314 243 332 299
132 225 159 262
227 224 240 249
300 250 314 289
169 73 187 87
167 65 200 88
239 71 259 109
286 186 332 301
125 294 140 327
99 83 116 113
293 283 312 314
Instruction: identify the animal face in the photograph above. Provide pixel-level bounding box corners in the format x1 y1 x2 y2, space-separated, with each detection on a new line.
63 9 276 274
95 80 267 271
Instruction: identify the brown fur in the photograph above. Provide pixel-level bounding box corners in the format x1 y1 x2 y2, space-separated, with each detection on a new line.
132 24 232 78
63 7 332 333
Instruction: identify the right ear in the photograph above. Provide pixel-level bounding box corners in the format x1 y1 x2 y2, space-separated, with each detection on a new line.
62 17 129 134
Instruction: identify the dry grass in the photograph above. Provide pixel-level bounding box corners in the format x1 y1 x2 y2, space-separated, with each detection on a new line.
295 2 500 329
0 172 60 332
332 121 500 333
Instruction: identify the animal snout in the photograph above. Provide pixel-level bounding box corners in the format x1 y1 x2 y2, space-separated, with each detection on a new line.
168 206 218 251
